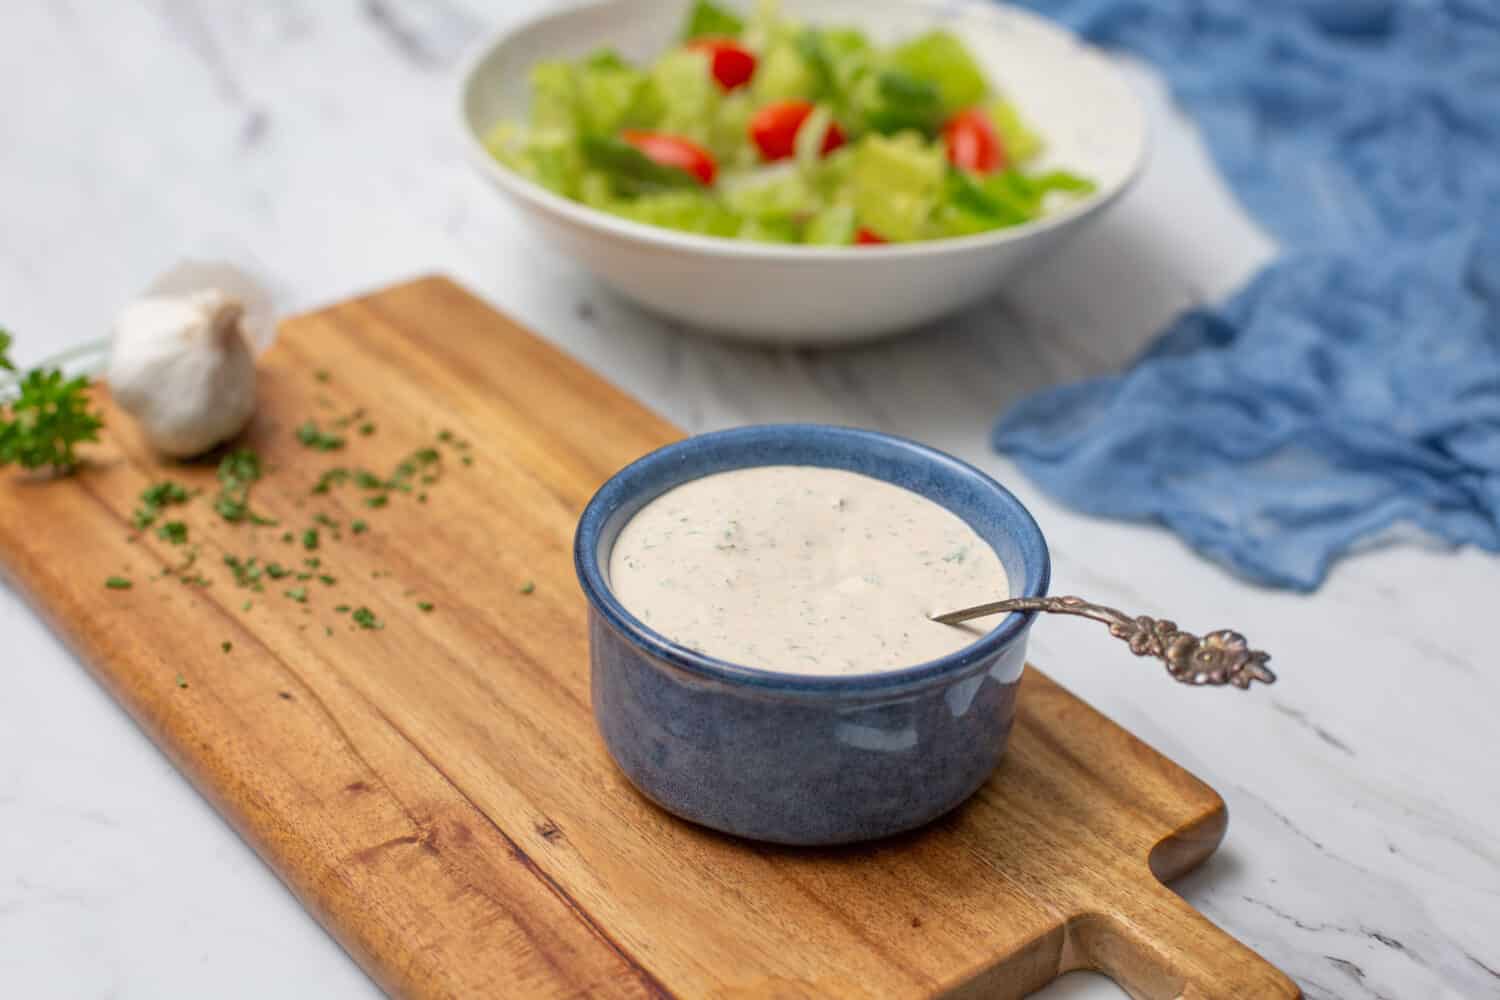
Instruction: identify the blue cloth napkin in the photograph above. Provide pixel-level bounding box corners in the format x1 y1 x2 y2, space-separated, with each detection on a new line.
994 0 1500 589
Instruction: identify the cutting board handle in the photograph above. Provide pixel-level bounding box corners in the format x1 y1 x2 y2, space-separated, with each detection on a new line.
1075 881 1301 999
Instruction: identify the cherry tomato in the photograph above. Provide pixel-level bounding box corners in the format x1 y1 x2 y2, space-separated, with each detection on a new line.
620 130 718 186
943 108 1006 174
855 227 887 245
687 38 757 91
748 100 846 162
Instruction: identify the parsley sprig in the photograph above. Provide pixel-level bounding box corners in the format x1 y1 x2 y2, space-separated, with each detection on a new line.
0 329 104 473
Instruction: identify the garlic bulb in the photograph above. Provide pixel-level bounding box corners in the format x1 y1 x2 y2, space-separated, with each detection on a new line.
109 288 260 458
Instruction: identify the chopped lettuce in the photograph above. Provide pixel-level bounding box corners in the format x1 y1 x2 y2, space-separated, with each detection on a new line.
578 55 660 135
741 0 800 51
651 49 719 145
611 189 740 236
680 0 744 40
526 62 577 133
710 91 757 166
736 215 802 243
722 167 820 218
850 132 945 241
856 70 946 136
935 169 1029 236
794 27 873 118
934 167 1097 237
887 31 988 114
487 123 584 197
991 97 1044 165
578 170 615 208
806 145 856 200
752 42 816 102
818 28 872 68
525 52 660 137
804 204 856 245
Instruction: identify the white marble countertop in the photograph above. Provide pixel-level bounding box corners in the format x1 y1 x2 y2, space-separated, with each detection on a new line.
3 2 1497 998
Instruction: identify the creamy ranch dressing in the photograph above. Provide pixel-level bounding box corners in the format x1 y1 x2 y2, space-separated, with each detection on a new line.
608 466 1009 676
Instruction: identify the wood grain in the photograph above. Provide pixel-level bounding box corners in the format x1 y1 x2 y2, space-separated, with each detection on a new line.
0 277 1298 999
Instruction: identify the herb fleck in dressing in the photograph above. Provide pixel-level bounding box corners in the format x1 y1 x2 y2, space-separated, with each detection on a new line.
609 466 1009 676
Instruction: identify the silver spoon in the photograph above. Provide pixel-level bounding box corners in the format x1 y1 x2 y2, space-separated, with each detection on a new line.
932 595 1275 689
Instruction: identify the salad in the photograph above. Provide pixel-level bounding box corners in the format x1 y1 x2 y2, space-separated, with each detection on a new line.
485 1 1095 246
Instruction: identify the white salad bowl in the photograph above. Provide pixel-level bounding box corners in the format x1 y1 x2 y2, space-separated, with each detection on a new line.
458 0 1148 344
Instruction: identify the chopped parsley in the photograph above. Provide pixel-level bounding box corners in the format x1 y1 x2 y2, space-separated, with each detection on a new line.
351 606 382 630
314 369 331 383
133 480 190 529
137 487 189 524
215 449 274 525
295 420 344 452
161 545 202 584
311 468 349 494
437 429 470 451
175 674 188 689
520 580 535 595
224 554 265 590
88 397 460 641
387 447 441 494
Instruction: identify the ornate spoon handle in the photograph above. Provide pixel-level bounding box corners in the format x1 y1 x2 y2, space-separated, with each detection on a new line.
932 595 1275 689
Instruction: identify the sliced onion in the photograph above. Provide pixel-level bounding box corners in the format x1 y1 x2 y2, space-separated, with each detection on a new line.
793 103 834 175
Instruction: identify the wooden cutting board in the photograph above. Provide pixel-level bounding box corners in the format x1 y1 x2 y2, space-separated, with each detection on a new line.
0 277 1298 1000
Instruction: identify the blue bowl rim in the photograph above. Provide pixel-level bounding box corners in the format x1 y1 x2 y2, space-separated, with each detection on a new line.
574 424 1051 697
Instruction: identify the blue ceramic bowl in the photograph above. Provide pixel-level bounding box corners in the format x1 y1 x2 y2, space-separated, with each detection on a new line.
574 425 1050 845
